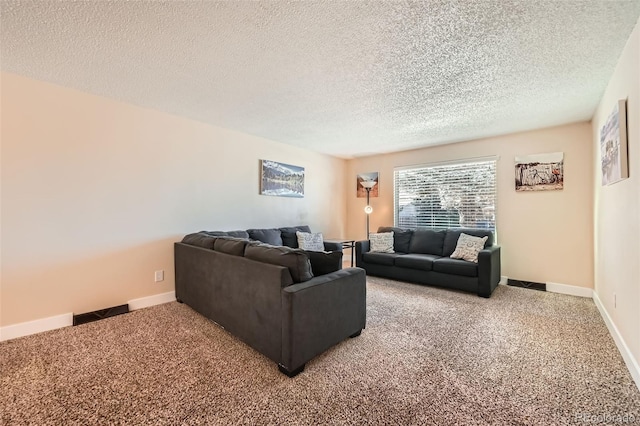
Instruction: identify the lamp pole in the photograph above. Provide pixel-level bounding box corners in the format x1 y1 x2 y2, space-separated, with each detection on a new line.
360 180 377 239
366 187 371 238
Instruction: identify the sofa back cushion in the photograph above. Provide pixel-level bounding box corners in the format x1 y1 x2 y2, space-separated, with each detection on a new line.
443 228 494 257
247 228 283 246
245 244 313 283
409 229 446 256
378 226 413 253
279 225 312 248
203 230 250 239
213 237 249 256
181 232 217 249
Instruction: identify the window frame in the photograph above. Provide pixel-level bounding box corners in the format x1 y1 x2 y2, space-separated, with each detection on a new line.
393 156 498 232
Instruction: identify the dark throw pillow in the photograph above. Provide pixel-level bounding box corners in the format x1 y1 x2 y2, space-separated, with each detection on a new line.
378 226 413 253
279 225 312 248
302 250 343 276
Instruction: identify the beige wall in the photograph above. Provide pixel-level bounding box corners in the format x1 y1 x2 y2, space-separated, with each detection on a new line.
0 73 346 326
346 122 594 288
592 18 640 371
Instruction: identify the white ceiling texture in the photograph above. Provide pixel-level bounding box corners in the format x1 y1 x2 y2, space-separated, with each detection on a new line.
2 1 640 158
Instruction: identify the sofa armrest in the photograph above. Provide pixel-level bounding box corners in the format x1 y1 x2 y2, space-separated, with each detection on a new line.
323 241 343 252
280 267 366 372
355 240 370 267
477 245 501 298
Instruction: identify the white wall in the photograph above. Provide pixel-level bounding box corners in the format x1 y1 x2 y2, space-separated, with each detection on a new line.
0 73 346 327
346 122 594 289
592 17 640 378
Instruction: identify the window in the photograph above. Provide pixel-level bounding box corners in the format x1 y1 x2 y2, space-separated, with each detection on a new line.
394 158 497 230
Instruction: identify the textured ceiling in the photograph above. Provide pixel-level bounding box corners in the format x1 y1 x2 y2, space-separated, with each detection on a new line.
2 1 640 158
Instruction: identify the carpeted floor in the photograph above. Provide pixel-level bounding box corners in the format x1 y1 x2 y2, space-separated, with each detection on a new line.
1 278 639 425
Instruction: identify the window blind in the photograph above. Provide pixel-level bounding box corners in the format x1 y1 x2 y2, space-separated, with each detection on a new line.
394 159 497 230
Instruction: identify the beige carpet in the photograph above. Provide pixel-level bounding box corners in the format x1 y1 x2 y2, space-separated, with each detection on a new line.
1 277 639 425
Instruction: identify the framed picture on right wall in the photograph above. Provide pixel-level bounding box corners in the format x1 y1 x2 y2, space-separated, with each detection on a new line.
600 99 629 186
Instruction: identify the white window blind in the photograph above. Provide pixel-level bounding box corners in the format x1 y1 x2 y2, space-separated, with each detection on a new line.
394 159 497 230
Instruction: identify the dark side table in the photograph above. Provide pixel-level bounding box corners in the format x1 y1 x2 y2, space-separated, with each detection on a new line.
324 239 356 267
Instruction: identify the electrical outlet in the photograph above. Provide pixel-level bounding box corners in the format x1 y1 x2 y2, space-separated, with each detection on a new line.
154 270 164 282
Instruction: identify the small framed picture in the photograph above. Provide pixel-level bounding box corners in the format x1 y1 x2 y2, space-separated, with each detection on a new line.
357 172 379 198
260 160 304 198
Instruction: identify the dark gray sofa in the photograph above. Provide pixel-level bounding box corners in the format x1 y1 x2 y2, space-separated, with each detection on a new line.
175 229 366 377
356 227 501 298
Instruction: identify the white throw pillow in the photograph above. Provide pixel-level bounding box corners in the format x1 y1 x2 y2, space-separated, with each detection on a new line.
450 233 488 263
369 232 394 253
296 231 325 252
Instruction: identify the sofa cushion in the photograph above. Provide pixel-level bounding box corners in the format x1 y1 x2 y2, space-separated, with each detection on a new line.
443 228 494 257
245 244 313 283
362 252 404 266
296 231 325 251
182 232 217 249
213 237 249 256
450 233 488 263
432 257 478 277
303 250 343 276
203 230 250 239
227 230 250 239
247 228 283 246
409 229 446 256
279 225 312 248
394 253 440 271
369 232 394 253
378 227 413 253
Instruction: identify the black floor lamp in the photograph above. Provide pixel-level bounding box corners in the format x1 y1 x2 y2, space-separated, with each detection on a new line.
359 180 377 238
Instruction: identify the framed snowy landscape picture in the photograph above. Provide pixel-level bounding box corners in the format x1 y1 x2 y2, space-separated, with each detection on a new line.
260 160 305 198
600 99 629 186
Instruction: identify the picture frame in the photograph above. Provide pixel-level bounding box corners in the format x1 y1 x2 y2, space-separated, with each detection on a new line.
600 99 629 186
260 160 304 198
357 172 379 198
515 152 564 192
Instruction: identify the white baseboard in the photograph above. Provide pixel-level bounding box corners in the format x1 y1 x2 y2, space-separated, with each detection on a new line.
0 312 73 342
593 291 640 391
0 291 176 342
546 282 593 298
499 276 508 285
128 291 176 311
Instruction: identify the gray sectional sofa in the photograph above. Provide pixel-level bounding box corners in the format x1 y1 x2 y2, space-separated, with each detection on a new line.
175 226 366 377
356 227 501 297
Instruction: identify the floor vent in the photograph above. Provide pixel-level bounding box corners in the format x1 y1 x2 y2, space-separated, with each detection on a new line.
73 304 129 326
507 279 546 292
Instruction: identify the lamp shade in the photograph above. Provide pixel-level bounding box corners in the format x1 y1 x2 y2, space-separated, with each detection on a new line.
360 180 377 189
